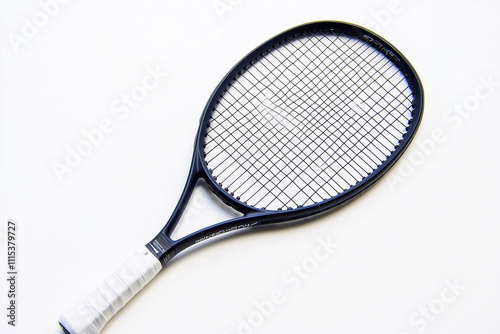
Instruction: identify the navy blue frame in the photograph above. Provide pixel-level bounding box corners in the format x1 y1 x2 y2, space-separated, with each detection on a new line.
146 21 424 266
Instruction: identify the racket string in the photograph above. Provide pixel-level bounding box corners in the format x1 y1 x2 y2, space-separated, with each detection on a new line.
205 31 414 210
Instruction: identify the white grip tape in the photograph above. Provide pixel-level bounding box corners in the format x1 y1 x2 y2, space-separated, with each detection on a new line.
59 246 162 334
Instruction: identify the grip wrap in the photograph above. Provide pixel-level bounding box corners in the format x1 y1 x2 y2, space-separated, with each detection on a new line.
59 246 161 334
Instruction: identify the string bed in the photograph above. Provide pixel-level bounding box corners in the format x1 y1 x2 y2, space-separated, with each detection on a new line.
205 31 413 210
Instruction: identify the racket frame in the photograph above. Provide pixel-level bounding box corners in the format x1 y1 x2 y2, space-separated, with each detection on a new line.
146 21 424 266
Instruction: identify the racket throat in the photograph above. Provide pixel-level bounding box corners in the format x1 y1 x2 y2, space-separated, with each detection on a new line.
146 234 176 267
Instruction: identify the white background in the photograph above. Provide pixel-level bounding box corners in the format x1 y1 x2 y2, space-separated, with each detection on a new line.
1 0 499 333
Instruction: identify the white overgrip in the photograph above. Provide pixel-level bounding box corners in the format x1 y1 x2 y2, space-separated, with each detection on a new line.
59 246 162 334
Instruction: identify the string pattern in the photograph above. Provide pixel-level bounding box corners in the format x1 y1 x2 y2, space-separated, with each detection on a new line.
204 31 414 210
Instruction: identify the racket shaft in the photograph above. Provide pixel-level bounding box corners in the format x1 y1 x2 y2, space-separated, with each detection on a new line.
59 247 161 334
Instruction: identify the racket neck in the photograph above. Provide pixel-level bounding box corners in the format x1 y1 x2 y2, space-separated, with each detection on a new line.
165 155 203 236
146 154 203 266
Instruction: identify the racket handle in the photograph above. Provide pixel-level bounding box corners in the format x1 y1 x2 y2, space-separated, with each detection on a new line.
59 246 162 334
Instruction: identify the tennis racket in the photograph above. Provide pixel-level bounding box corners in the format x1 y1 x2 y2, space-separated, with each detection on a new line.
59 21 424 334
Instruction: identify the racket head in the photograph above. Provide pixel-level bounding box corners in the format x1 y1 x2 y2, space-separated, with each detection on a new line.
193 21 423 222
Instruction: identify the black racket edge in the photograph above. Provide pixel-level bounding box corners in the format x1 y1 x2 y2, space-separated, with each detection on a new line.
146 21 424 266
